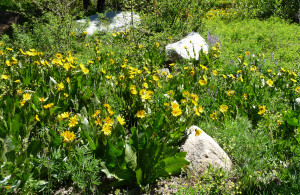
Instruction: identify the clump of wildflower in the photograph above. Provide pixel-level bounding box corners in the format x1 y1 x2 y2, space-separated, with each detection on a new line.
171 102 182 117
61 130 76 142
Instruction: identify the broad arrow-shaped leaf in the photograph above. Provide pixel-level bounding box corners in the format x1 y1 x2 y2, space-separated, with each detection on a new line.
125 144 137 170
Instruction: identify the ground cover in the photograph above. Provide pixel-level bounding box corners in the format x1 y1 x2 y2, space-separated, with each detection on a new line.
0 0 299 194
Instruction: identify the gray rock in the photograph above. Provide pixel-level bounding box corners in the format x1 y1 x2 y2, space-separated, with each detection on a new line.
181 126 232 172
165 32 208 61
76 11 140 35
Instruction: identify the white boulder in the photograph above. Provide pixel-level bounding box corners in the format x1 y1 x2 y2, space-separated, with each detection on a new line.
165 32 208 61
76 11 140 35
181 126 232 172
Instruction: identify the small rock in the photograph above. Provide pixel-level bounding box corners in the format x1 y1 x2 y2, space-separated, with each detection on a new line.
76 11 140 35
181 126 232 172
0 11 20 35
165 32 208 61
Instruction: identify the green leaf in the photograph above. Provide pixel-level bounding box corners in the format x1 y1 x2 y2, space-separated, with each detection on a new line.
49 130 62 147
136 168 143 186
100 161 122 181
81 131 96 150
156 152 189 178
27 140 42 157
125 144 137 170
11 114 22 144
287 117 298 127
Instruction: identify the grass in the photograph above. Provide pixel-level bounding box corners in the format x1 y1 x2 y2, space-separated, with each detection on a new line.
0 0 299 194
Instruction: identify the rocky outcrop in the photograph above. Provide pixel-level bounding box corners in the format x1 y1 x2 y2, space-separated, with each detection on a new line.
181 126 232 172
76 11 140 35
0 11 20 35
165 32 208 61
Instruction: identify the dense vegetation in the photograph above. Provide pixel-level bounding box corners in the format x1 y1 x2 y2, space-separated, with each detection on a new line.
0 0 299 194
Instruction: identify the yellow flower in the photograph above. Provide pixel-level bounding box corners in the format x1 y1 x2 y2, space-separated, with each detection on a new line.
140 89 152 100
1 75 9 80
61 112 70 119
108 108 115 116
267 79 273 87
95 118 102 126
156 42 159 47
243 93 248 100
219 105 228 113
169 63 175 67
20 100 26 107
291 78 297 83
258 106 266 115
35 115 40 121
153 75 159 81
213 70 218 76
250 66 257 71
195 105 204 116
39 97 46 102
117 115 126 125
56 53 62 58
200 65 208 71
104 116 114 126
172 108 182 116
245 51 250 56
43 103 54 109
138 45 143 49
22 93 31 101
92 110 101 118
226 90 235 96
296 87 300 93
6 60 11 66
137 110 146 118
82 68 89 75
14 79 20 83
277 120 282 125
119 75 125 80
167 74 173 79
68 115 78 127
195 129 202 136
106 75 112 80
60 130 76 142
199 75 208 86
210 111 217 120
102 123 112 135
64 93 69 98
57 82 64 91
130 85 138 95
66 77 70 83
101 68 106 74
